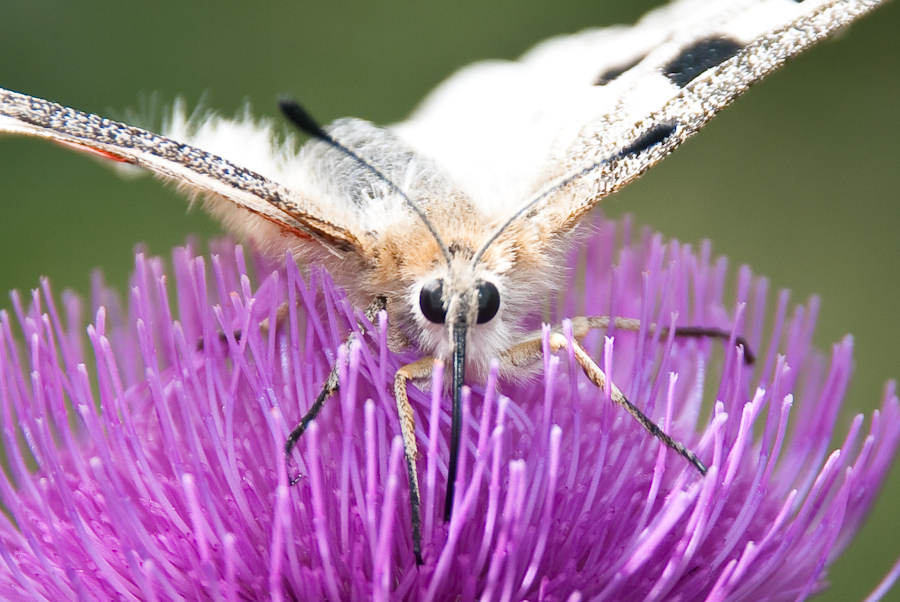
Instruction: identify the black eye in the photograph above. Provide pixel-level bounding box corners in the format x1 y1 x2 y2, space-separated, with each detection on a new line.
419 279 446 324
476 281 500 324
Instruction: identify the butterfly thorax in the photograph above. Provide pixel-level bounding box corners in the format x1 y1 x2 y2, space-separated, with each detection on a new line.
261 116 571 383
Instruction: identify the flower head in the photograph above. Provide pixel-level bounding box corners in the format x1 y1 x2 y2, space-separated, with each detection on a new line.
0 216 897 601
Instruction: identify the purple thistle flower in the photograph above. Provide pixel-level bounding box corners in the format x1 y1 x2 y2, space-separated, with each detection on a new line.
0 215 897 601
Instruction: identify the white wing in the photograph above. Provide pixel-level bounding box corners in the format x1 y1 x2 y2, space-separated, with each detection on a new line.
0 88 362 256
393 0 885 229
0 0 886 273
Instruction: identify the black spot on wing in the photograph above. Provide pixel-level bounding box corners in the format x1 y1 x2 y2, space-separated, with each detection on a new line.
615 122 677 159
663 37 743 88
594 56 645 85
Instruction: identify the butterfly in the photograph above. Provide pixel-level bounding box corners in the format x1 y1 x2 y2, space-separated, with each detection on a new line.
0 0 890 566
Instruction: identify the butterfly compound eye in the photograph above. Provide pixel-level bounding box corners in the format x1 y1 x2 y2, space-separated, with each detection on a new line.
419 279 447 324
476 281 500 324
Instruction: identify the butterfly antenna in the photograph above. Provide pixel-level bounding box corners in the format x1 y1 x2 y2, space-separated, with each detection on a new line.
472 122 679 266
279 98 452 263
278 97 331 140
471 164 594 265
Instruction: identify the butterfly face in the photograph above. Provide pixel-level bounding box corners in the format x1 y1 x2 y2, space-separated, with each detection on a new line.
406 255 506 375
276 116 572 384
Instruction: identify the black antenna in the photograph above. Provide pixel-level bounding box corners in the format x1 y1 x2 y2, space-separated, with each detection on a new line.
472 122 679 266
472 162 601 265
279 98 452 264
278 97 330 140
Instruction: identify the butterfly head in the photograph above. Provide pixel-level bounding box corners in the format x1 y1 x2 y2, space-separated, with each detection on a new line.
280 102 558 377
397 204 557 521
409 249 504 375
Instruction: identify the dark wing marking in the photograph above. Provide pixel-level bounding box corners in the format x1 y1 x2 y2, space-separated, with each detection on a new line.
533 0 886 230
662 37 744 88
396 0 885 235
594 55 647 86
614 122 678 159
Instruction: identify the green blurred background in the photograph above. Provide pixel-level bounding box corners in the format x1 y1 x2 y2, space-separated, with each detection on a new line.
1 1 898 599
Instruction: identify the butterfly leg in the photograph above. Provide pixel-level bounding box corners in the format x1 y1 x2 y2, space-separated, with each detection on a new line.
283 362 341 476
196 301 293 350
255 300 294 340
664 325 754 364
501 329 707 475
283 296 387 478
556 333 707 474
568 316 754 364
394 357 434 566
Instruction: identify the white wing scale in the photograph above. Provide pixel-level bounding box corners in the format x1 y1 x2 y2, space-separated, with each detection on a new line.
394 0 883 230
0 90 361 257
